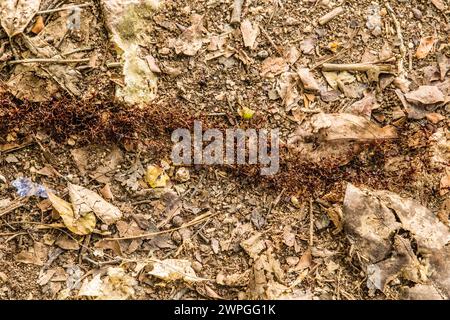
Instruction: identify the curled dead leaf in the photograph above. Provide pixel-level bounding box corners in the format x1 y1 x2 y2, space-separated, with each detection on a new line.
47 191 96 236
68 183 122 225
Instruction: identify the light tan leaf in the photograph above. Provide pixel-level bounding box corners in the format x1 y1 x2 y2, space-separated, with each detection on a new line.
78 267 136 300
240 19 259 49
48 191 96 235
415 36 436 59
405 86 445 105
0 0 41 37
240 233 266 259
173 14 205 56
260 57 289 78
15 242 48 266
298 68 320 92
147 259 207 282
68 183 122 225
55 235 80 251
431 0 447 11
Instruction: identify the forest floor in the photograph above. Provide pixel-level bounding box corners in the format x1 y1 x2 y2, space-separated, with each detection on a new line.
0 0 449 300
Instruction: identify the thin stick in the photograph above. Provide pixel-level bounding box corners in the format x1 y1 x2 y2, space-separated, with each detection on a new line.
260 26 283 56
37 3 92 15
231 0 245 25
318 6 344 25
104 211 218 241
61 47 93 57
7 58 90 65
322 63 393 72
385 2 406 77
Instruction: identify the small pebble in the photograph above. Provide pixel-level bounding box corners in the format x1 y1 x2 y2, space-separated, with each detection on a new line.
412 8 422 20
172 215 184 227
257 50 269 59
192 261 203 273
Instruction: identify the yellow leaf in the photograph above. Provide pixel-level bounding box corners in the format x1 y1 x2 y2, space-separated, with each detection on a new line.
145 165 170 188
47 192 96 235
238 107 255 120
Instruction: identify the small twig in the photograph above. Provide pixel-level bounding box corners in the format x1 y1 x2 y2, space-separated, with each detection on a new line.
385 2 406 77
36 3 92 15
104 211 218 241
260 26 283 56
61 47 93 57
7 58 90 65
318 6 344 25
106 62 122 68
230 0 245 25
268 188 286 215
322 63 393 72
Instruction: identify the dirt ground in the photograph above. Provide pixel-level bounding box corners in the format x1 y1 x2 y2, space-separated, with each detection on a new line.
0 0 449 300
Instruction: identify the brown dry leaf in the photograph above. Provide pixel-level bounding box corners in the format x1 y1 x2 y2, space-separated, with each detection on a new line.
298 68 320 92
431 0 447 11
55 235 80 251
95 239 123 257
71 148 88 174
284 46 300 65
240 233 266 259
415 36 436 59
68 183 122 225
31 15 45 34
260 57 289 78
437 53 450 81
310 113 397 142
344 92 379 118
216 270 251 287
147 259 208 282
240 19 259 49
325 205 343 233
425 112 446 124
343 184 402 262
0 0 41 37
276 72 300 109
78 267 137 300
404 284 445 300
100 183 114 200
47 191 96 236
15 242 48 266
282 226 296 247
300 37 316 55
174 14 205 56
405 85 445 105
91 147 123 183
288 113 397 166
367 235 422 292
295 248 312 270
36 165 58 178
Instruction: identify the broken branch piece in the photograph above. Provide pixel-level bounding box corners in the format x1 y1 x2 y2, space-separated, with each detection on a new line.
318 6 344 25
231 0 245 25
